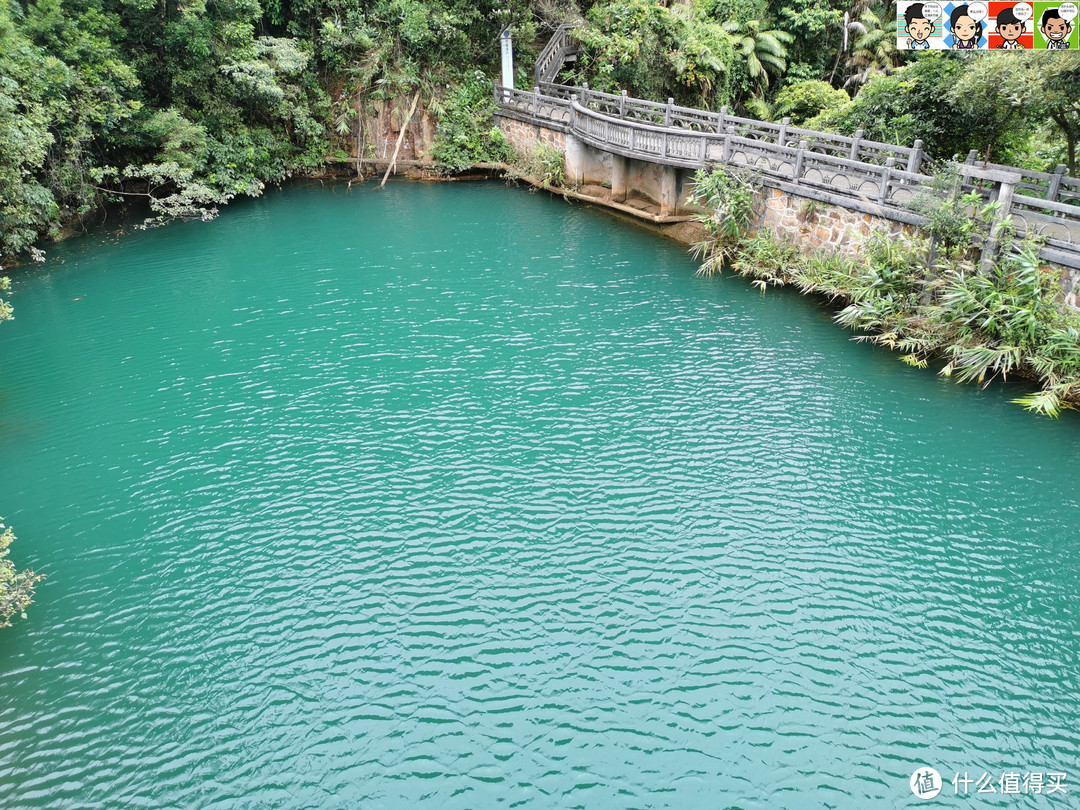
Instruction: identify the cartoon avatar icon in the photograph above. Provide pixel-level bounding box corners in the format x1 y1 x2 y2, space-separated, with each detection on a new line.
905 3 935 48
950 5 983 48
995 7 1026 48
1040 8 1073 48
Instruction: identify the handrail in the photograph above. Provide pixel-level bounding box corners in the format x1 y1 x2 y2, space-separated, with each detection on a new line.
534 25 578 85
967 154 1076 198
565 97 1031 190
520 28 1077 197
504 84 923 170
539 82 921 168
568 97 933 193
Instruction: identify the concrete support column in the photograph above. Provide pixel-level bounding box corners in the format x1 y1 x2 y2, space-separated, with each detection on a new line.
610 154 628 203
659 165 678 216
564 134 586 186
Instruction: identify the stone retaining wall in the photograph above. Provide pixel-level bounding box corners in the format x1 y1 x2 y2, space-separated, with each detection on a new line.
1064 268 1080 309
498 118 565 155
757 186 916 257
759 185 1080 309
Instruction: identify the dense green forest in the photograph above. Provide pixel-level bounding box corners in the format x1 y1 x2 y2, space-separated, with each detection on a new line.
2 0 1080 264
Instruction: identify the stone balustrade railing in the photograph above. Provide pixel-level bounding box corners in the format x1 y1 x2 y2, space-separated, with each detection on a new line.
535 82 924 171
534 25 578 86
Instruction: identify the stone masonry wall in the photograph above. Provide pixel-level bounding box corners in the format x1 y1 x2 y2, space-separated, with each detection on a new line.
496 117 565 156
757 186 917 258
759 185 1080 310
1063 268 1080 310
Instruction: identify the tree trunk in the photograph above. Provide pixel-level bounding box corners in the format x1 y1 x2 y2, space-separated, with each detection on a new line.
355 90 363 177
379 91 421 190
1051 110 1076 175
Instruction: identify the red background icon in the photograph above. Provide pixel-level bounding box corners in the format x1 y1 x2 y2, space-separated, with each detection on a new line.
988 1 1036 47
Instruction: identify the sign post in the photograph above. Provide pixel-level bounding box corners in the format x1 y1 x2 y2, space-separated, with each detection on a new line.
500 28 514 102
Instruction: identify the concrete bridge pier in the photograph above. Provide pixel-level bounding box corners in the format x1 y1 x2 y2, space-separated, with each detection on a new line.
564 134 590 187
561 133 685 216
610 154 628 203
659 166 678 216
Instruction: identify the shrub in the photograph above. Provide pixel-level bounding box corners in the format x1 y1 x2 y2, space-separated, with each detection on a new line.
690 166 760 274
431 72 516 171
1 520 43 628
774 80 849 126
691 171 1080 416
507 142 566 188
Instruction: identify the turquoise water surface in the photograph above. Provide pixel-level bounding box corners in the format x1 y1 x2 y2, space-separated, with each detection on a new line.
0 182 1078 808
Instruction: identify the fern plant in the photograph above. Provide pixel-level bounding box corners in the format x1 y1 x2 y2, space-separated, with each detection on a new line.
690 166 761 275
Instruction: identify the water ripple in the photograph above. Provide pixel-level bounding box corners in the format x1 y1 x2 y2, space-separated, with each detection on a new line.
0 182 1078 809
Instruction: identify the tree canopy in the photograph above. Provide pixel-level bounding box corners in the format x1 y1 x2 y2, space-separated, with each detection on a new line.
1 0 1079 262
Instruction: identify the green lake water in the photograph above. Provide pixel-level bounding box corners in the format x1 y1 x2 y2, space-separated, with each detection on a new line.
0 181 1078 808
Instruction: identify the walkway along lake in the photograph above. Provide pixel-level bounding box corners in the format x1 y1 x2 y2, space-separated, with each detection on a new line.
0 181 1078 807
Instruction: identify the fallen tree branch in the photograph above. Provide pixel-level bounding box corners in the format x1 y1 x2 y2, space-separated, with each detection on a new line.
379 91 421 190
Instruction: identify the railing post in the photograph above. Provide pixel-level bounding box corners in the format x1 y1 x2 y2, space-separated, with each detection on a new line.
778 117 790 148
619 90 627 119
570 93 578 132
718 106 727 135
662 131 669 159
722 128 731 163
532 85 540 118
794 140 807 180
848 129 863 161
878 157 896 205
581 82 589 110
493 80 500 105
1048 163 1068 202
962 150 978 193
981 174 1019 273
665 98 674 127
907 139 923 175
998 176 1017 220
